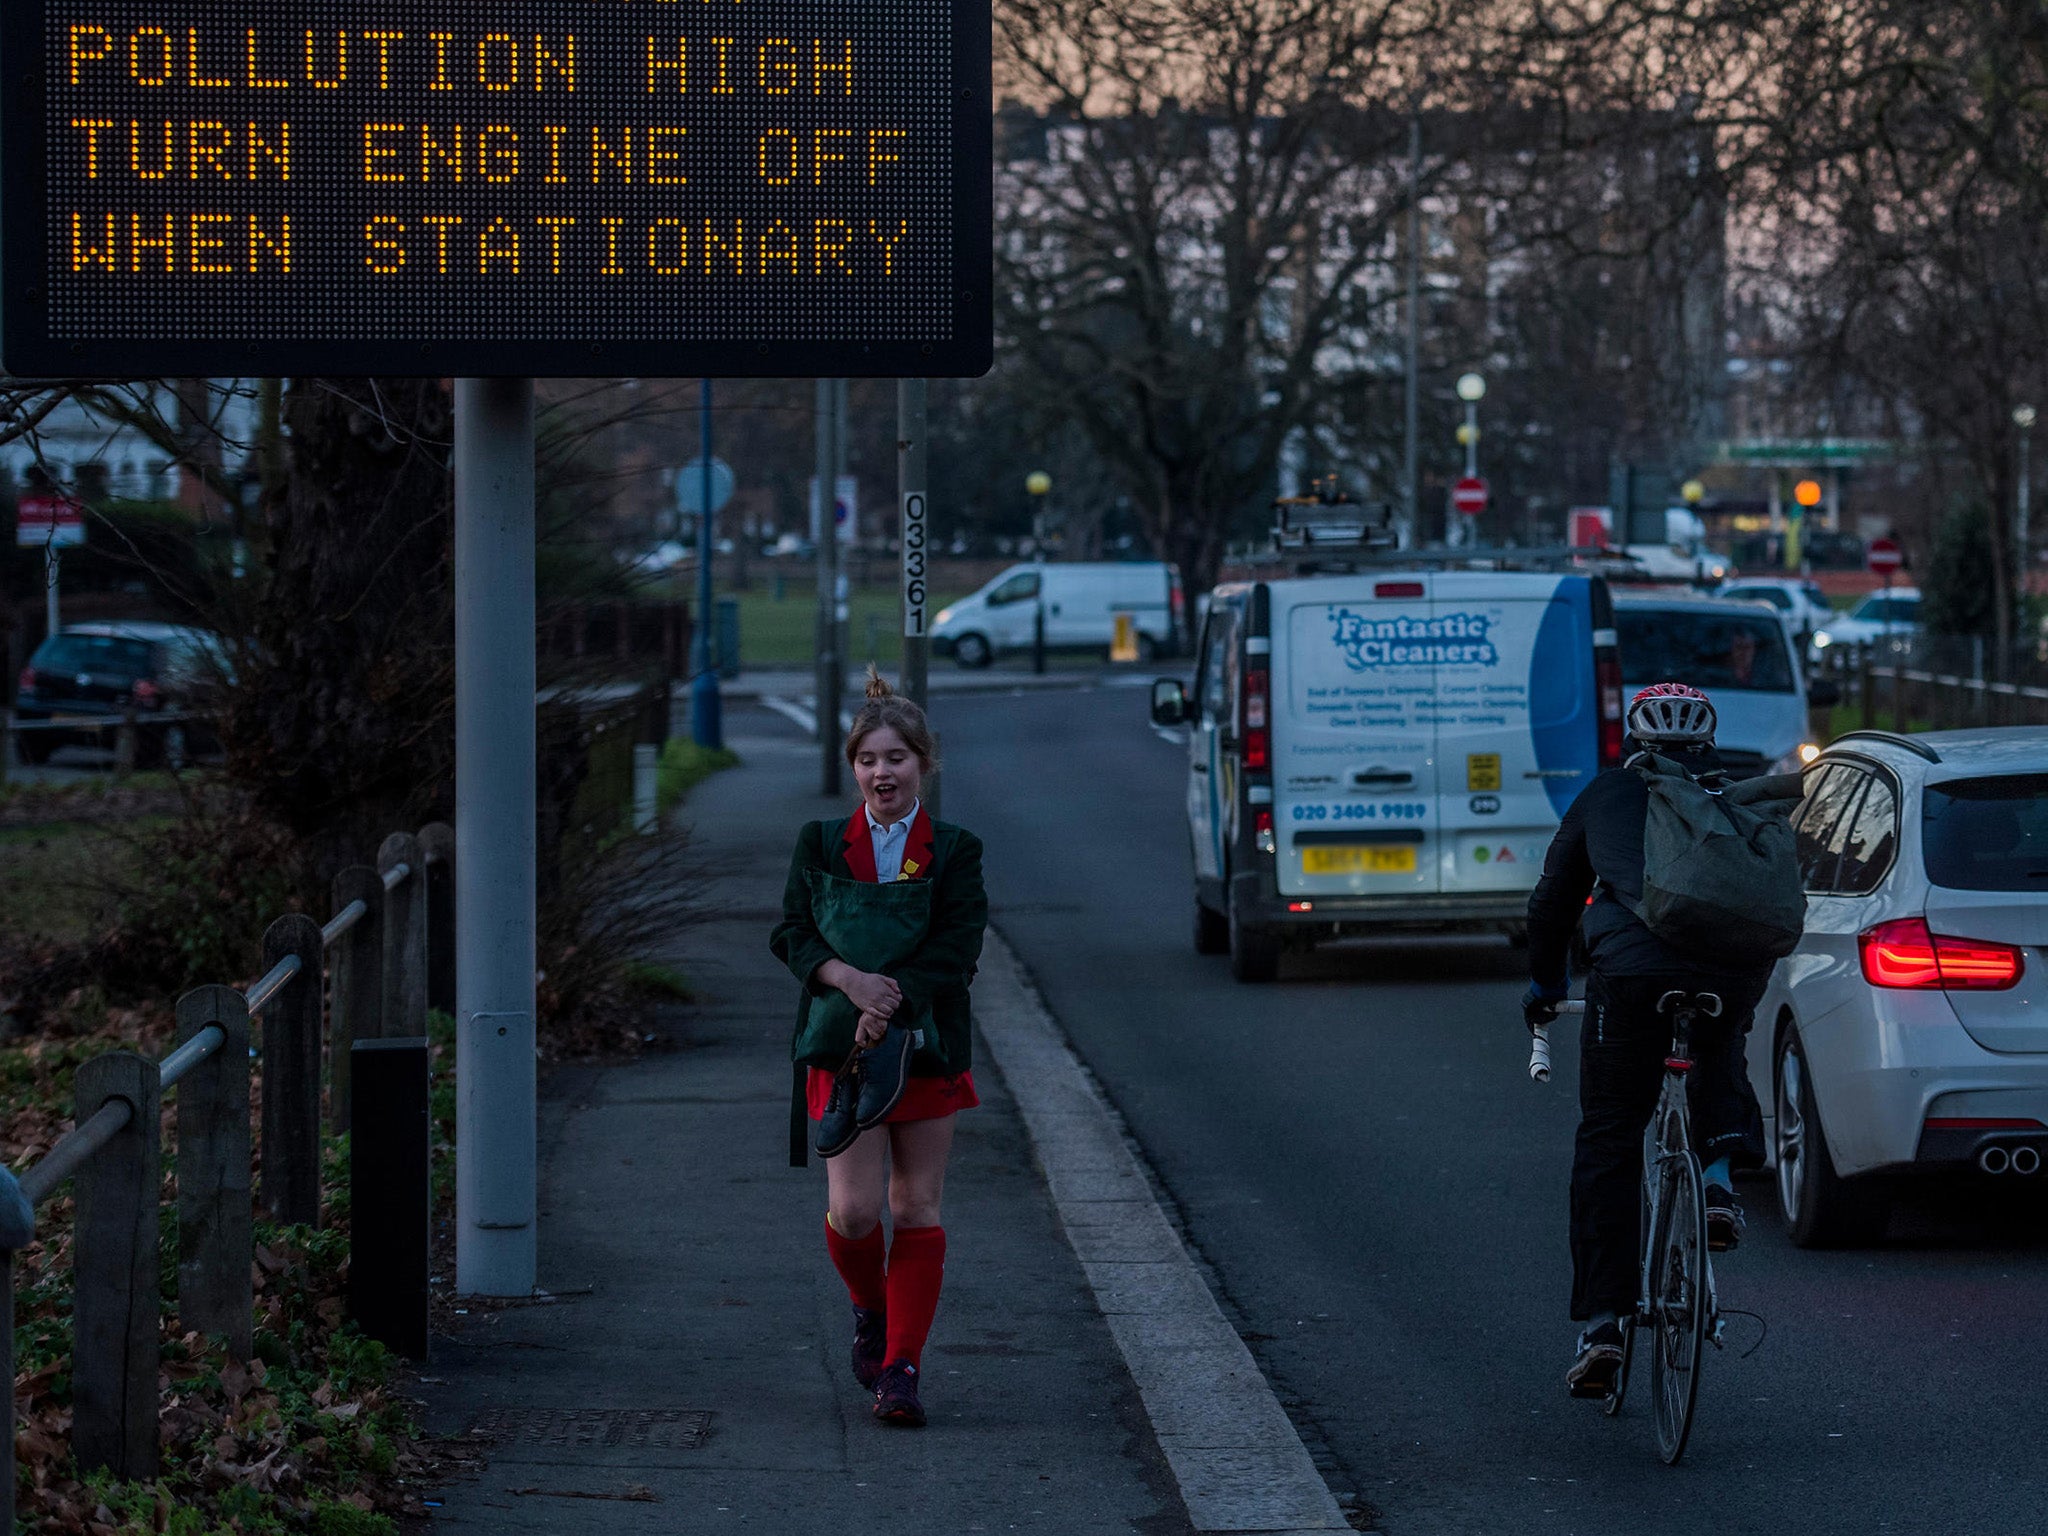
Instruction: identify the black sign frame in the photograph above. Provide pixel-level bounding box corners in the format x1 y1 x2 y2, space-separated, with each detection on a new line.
1 1 991 378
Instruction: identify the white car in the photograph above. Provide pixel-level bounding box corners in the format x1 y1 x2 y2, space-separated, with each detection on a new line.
1715 577 1833 645
1808 586 1921 659
1754 727 2048 1246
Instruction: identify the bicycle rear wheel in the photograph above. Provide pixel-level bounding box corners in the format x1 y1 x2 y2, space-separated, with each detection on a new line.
1649 1151 1708 1464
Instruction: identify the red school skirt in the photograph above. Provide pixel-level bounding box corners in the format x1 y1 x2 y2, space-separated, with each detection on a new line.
806 1067 980 1123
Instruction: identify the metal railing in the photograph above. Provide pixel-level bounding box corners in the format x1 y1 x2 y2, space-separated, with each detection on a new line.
0 708 212 779
1814 636 2048 734
0 820 455 1528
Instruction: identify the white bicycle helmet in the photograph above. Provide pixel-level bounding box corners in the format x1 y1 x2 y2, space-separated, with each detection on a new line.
1626 682 1717 747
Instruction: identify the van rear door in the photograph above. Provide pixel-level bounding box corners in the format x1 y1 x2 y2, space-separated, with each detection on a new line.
1430 574 1599 895
1270 578 1440 899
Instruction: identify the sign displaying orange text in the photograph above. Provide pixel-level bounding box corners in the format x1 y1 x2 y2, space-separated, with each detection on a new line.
2 1 992 377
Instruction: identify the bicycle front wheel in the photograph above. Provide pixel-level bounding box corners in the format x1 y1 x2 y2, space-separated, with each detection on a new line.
1648 1152 1708 1464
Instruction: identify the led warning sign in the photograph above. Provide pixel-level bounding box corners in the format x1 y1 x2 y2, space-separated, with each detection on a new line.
0 1 992 377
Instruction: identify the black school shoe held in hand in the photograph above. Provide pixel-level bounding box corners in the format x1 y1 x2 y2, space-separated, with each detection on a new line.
853 1025 917 1130
872 1362 926 1427
814 1064 862 1159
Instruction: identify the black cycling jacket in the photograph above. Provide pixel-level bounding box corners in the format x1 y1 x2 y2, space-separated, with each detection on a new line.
1526 745 1778 992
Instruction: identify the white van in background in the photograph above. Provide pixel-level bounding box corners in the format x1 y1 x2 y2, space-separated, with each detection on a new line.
932 561 1183 668
1152 564 1624 980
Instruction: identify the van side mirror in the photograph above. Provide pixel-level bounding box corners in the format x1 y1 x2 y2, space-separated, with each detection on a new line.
1808 677 1842 708
1150 679 1189 727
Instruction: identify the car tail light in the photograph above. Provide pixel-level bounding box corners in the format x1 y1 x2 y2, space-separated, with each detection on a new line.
1254 808 1275 855
130 678 161 708
1596 649 1624 766
1243 665 1269 771
1859 917 2024 991
16 666 33 695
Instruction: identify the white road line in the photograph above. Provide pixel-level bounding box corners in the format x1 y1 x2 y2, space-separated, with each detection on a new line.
975 931 1352 1535
757 695 817 735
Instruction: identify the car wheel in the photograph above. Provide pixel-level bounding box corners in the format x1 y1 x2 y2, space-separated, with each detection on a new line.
952 632 993 669
1776 1026 1891 1248
1227 885 1281 983
13 730 54 766
1194 896 1228 955
1137 632 1159 663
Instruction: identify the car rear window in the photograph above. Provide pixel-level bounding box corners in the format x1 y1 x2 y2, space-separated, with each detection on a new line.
1923 775 2048 891
30 634 154 674
1617 611 1794 693
1851 595 1919 623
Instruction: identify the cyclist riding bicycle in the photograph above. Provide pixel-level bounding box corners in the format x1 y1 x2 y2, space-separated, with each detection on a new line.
1523 683 1776 1399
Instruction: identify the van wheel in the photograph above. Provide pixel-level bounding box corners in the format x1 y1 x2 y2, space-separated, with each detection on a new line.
952 632 993 669
1776 1027 1890 1248
1137 633 1158 663
1194 898 1228 955
1227 889 1281 982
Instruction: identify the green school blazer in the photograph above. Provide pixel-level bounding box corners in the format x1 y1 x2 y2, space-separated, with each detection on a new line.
768 810 987 1077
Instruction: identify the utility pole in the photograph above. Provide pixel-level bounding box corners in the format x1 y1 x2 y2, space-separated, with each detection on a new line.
815 380 841 795
899 379 936 818
1404 108 1422 549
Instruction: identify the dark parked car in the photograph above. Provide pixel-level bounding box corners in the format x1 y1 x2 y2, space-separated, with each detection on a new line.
12 622 226 768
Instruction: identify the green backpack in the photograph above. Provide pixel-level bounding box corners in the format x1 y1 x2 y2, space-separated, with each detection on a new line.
1616 755 1806 970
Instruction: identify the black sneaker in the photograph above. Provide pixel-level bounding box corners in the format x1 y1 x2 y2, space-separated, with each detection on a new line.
872 1361 926 1428
851 1305 887 1390
1566 1320 1625 1399
1704 1183 1743 1253
814 1065 862 1159
854 1025 916 1130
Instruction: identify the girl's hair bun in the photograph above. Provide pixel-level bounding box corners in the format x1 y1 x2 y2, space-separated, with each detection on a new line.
864 663 894 701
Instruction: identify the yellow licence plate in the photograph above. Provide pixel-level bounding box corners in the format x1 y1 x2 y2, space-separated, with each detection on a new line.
1302 845 1417 875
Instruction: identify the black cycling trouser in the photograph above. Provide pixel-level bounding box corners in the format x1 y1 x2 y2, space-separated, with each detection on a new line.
1569 969 1767 1321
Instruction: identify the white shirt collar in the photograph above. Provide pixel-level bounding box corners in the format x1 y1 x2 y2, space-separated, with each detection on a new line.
866 798 920 838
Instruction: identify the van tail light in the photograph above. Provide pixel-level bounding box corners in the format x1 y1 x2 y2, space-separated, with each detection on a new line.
130 678 161 709
1596 649 1624 766
1254 808 1275 855
1859 918 2023 991
1243 665 1270 771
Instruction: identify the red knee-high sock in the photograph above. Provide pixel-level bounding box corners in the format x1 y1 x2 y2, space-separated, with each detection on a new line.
825 1218 887 1311
884 1224 947 1371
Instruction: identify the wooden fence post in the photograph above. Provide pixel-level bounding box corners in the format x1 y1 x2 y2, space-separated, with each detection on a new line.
378 832 428 1042
420 821 457 1019
175 985 253 1358
73 1051 161 1480
260 914 325 1228
350 1038 431 1359
328 867 385 1134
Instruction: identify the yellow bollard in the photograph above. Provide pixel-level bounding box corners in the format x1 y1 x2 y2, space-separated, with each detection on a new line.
1111 613 1139 663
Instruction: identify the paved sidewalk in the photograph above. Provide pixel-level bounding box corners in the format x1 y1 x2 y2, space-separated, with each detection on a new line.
417 707 1192 1533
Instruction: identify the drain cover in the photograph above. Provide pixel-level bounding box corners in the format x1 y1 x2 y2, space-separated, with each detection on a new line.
472 1409 712 1450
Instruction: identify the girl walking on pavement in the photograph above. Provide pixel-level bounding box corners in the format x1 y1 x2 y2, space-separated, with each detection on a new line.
770 669 987 1428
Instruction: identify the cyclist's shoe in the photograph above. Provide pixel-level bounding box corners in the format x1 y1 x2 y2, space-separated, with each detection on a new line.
1566 1320 1626 1399
1704 1183 1744 1252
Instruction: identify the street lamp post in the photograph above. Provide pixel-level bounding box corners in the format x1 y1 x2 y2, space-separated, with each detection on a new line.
1454 372 1485 545
2016 404 2036 621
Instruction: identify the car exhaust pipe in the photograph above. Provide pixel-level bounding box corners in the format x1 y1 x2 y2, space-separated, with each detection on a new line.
1980 1145 2011 1175
2014 1146 2042 1177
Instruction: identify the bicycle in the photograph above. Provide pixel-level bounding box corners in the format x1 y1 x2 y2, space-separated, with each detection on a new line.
1528 989 1724 1465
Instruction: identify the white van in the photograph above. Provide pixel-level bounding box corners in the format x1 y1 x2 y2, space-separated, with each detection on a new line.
932 562 1183 668
1151 566 1624 980
1612 591 1833 777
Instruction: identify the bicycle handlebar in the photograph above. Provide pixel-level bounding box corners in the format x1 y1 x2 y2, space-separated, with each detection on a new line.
1527 999 1585 1083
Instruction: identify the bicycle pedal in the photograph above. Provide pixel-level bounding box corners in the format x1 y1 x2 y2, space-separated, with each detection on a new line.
1709 1317 1727 1349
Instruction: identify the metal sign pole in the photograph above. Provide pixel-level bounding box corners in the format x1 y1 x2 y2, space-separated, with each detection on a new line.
690 378 723 750
816 381 842 795
453 377 537 1299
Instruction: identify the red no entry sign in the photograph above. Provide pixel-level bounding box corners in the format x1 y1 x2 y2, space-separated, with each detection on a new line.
1452 476 1489 516
14 491 85 548
1868 537 1903 576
